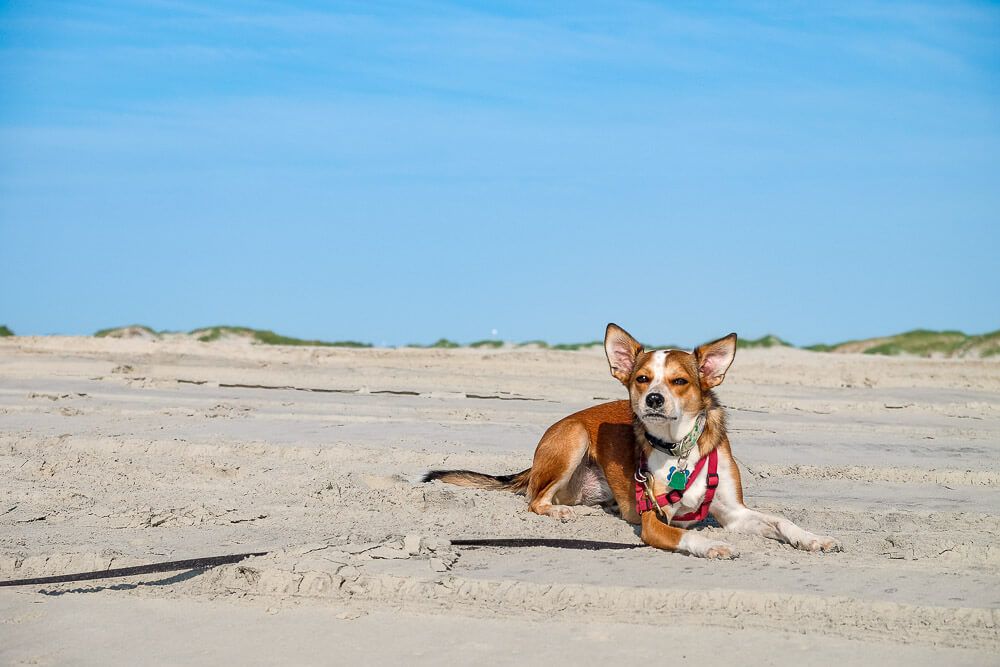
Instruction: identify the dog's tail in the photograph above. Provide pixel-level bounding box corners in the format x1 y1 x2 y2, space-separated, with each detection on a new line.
421 467 531 494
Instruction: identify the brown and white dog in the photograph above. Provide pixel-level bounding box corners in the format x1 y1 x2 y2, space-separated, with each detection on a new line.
424 324 841 559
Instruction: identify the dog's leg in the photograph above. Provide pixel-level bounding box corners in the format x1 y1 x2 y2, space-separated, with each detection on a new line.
711 444 841 552
717 504 841 552
641 512 738 558
593 437 640 525
526 420 589 520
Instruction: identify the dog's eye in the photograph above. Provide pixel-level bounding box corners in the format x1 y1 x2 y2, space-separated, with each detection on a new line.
636 375 650 384
671 378 688 386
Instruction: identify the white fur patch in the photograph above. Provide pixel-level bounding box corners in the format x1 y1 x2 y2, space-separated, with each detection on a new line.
579 466 613 505
646 446 708 525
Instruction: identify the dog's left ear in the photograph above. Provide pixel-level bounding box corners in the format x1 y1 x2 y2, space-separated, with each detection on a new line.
695 333 737 390
605 323 644 385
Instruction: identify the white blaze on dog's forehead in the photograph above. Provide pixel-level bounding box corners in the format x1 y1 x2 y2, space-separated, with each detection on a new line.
650 350 668 382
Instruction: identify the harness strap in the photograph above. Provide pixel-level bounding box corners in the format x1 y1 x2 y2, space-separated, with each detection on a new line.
635 449 719 523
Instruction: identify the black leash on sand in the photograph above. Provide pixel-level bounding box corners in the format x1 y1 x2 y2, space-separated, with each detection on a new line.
0 552 269 588
0 539 643 588
451 538 643 550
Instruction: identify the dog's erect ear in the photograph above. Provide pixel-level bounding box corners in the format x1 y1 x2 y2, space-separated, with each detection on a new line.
605 323 644 385
695 333 737 390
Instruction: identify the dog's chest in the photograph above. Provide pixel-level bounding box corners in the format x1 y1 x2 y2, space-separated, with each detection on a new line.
647 449 709 518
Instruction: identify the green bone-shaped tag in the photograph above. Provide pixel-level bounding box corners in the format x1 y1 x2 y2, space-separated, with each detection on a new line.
668 468 689 491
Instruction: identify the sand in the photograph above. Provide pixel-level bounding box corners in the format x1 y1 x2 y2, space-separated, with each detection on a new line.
1 336 998 665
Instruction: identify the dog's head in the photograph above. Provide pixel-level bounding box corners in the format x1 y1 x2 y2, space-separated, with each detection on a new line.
604 323 736 437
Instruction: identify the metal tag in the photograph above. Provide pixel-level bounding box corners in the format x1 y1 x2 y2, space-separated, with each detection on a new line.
668 468 689 491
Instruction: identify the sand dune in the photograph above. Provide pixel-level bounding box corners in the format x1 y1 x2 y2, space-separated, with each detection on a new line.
1 336 998 665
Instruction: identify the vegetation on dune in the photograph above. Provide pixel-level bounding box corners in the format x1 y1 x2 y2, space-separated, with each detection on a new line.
408 338 461 348
551 341 603 351
94 324 157 337
468 339 504 348
737 334 793 349
92 324 368 348
191 326 371 348
861 329 1000 358
861 329 968 356
0 325 13 337
191 326 236 342
254 330 370 348
77 323 1000 357
806 329 1000 358
980 332 1000 358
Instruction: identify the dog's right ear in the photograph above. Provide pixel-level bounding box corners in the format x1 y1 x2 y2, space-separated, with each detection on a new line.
605 323 643 385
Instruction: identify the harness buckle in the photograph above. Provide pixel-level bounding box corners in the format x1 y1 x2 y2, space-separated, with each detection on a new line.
706 472 720 488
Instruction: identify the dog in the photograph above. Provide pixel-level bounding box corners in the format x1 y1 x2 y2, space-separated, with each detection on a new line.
423 324 841 559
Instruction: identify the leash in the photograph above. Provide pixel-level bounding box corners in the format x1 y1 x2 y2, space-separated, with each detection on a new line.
451 538 643 550
0 552 268 588
0 539 644 588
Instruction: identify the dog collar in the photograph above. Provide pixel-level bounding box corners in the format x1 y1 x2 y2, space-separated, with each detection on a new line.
642 412 705 457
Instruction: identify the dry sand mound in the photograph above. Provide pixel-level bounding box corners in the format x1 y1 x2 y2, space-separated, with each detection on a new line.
1 336 998 664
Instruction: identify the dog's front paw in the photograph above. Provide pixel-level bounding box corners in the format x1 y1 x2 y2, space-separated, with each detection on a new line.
681 534 739 559
799 534 842 553
544 505 575 521
705 542 739 560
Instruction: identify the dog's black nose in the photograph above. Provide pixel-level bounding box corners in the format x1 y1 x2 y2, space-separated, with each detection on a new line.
645 393 664 409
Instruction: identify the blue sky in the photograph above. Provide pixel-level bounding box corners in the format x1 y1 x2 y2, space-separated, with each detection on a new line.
1 1 998 347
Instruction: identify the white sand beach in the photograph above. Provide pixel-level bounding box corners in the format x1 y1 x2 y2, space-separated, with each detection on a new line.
1 336 998 665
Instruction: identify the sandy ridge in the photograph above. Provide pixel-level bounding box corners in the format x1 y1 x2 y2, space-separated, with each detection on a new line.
183 554 1000 650
6 543 996 651
750 464 1000 487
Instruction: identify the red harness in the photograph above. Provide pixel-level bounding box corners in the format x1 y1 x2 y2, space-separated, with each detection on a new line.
635 449 719 523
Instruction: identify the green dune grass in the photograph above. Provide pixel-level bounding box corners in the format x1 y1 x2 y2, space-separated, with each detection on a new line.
428 338 460 348
94 324 156 337
863 329 999 357
736 334 793 349
406 338 461 348
805 329 1000 358
94 324 370 348
191 325 371 348
468 339 504 348
550 341 603 351
0 325 13 337
70 323 1000 358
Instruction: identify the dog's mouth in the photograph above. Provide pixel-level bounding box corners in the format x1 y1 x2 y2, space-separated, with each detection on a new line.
641 412 677 422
